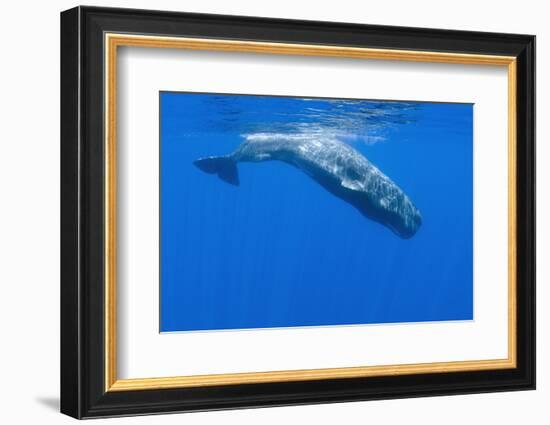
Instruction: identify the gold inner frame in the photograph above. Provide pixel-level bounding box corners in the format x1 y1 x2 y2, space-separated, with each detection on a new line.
104 33 517 392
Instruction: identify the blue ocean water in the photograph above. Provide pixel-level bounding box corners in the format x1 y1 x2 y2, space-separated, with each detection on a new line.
160 92 473 332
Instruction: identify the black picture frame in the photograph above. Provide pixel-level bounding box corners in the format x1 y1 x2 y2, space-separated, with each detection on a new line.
61 5 535 419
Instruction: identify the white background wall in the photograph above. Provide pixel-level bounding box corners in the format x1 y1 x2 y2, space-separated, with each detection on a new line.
0 0 545 423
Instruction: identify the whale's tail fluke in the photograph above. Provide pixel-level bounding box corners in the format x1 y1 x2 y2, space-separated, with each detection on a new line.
193 155 239 186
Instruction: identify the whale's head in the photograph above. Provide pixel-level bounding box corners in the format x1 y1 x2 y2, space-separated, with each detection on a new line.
386 200 422 239
352 188 422 239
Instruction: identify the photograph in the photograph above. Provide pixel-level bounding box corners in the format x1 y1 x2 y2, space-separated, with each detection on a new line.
160 92 473 332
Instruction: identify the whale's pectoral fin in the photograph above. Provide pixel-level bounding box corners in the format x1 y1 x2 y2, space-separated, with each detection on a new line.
193 156 240 186
341 178 362 191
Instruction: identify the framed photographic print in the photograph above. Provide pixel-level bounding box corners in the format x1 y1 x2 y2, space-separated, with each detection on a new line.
60 6 535 419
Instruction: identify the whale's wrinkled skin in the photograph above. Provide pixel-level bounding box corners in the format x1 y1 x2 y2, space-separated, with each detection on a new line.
194 134 422 238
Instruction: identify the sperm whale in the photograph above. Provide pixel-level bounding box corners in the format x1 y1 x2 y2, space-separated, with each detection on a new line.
193 134 422 238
